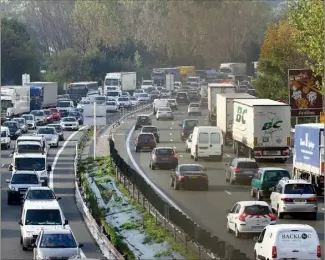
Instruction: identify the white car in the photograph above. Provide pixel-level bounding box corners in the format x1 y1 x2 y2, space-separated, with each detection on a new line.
174 81 182 89
156 107 174 120
160 89 170 98
31 110 47 125
226 201 276 238
106 100 119 112
36 127 59 147
21 114 37 129
188 103 201 115
60 117 79 131
185 134 192 152
137 93 150 103
133 89 146 98
270 179 318 219
117 97 132 108
77 99 91 108
1 126 11 149
129 97 139 107
141 80 154 89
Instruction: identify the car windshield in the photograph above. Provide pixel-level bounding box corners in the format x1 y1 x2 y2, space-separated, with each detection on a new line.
22 115 33 120
142 81 152 85
4 122 18 128
264 171 290 181
26 190 55 200
48 125 62 132
139 94 149 97
11 174 38 184
49 108 58 113
190 104 200 107
177 93 187 97
168 99 176 103
43 110 51 115
134 90 143 93
38 128 55 135
25 209 62 225
284 184 315 194
237 162 258 168
179 165 203 172
138 134 154 141
13 118 24 124
57 101 70 107
107 92 119 96
137 116 149 122
63 117 76 122
15 157 45 171
130 97 137 101
40 233 77 248
159 108 171 112
31 111 44 116
107 102 116 105
156 149 174 155
243 205 271 215
79 100 90 104
184 120 198 129
1 131 6 137
17 144 41 152
69 112 79 117
118 97 129 101
142 127 157 133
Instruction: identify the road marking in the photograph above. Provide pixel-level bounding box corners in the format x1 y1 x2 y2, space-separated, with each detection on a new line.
172 122 174 125
225 154 231 158
170 139 173 142
9 154 13 157
179 154 183 158
169 133 172 135
126 125 184 212
170 127 173 129
1 164 4 168
224 190 232 195
322 208 324 211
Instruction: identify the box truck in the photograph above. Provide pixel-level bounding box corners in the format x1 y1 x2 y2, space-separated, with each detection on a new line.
293 123 324 195
207 83 236 126
24 82 58 110
232 99 291 161
103 72 136 95
216 93 256 145
1 86 30 120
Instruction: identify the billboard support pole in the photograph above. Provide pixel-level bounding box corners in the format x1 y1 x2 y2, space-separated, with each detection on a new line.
93 101 97 160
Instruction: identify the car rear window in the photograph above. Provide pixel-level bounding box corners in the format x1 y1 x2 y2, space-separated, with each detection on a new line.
180 165 203 172
156 149 174 155
177 93 187 98
243 205 271 215
237 162 258 168
142 127 157 133
184 120 198 129
190 103 200 107
264 171 290 181
284 184 315 194
138 116 149 121
138 134 154 141
199 133 209 143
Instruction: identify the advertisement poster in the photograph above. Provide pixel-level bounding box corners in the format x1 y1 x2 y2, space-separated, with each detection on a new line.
288 69 323 117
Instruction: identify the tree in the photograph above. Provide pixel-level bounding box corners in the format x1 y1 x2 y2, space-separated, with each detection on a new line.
254 20 305 100
1 18 40 85
288 0 324 78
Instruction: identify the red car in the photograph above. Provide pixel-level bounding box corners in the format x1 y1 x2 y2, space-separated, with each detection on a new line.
49 107 61 121
43 109 54 123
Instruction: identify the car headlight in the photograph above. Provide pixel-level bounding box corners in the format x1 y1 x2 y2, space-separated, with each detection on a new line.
15 130 21 134
24 230 34 238
8 185 16 191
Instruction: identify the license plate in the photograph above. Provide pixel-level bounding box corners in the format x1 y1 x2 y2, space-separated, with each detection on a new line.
189 176 198 179
244 171 253 174
251 226 263 230
295 199 306 203
180 97 184 99
199 147 208 149
144 146 150 149
263 151 280 155
162 158 169 161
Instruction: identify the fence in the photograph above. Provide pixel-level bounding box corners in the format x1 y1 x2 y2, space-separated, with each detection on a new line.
109 139 251 260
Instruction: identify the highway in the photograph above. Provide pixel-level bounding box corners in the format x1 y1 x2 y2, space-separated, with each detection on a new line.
113 105 324 259
1 123 104 259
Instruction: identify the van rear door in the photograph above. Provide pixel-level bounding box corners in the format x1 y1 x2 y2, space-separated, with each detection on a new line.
277 230 319 259
197 132 210 157
209 131 222 156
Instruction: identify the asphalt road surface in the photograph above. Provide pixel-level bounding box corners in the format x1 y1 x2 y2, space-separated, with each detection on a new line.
1 123 103 259
113 105 324 259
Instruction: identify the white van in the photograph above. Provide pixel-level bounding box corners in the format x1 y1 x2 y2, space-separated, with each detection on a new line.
1 126 11 150
254 224 321 260
153 99 169 114
190 126 223 161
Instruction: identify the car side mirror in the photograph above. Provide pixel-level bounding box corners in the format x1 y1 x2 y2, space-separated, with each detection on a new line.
6 179 10 183
8 165 13 171
57 197 62 200
47 165 52 172
253 236 259 242
78 244 84 248
64 219 69 226
18 220 23 226
227 209 231 213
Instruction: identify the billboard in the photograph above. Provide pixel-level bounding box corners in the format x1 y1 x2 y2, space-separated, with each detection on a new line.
82 104 107 125
294 124 322 167
288 69 322 117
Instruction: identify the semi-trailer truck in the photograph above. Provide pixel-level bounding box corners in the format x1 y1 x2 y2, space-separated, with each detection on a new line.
24 82 58 110
103 72 136 95
293 123 324 195
232 99 291 161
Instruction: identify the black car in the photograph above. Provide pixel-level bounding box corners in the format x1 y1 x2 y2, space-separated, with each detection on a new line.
176 92 189 104
149 147 178 170
188 91 200 102
48 124 64 141
135 115 152 130
68 111 83 125
141 125 160 143
170 164 208 190
150 91 160 100
3 121 21 140
168 99 178 110
179 119 199 141
134 133 156 152
225 158 259 185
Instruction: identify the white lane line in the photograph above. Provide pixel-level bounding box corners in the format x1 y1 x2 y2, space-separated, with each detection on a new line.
126 126 184 212
1 164 4 168
170 139 173 142
225 154 231 158
169 133 172 135
170 127 173 129
172 122 174 125
9 154 13 157
224 190 232 195
179 155 183 158
322 208 324 211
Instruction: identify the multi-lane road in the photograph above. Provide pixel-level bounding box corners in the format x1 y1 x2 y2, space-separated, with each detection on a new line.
113 105 324 259
1 123 103 259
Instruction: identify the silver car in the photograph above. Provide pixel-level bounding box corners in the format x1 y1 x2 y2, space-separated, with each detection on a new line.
32 229 83 260
31 110 47 125
21 114 37 129
36 126 59 147
12 117 28 133
188 103 201 116
60 117 79 131
156 107 174 120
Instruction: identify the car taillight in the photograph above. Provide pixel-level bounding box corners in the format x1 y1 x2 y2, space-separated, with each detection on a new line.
307 197 317 202
233 168 240 173
272 246 277 258
178 175 184 180
317 245 321 258
269 213 276 221
173 154 178 159
260 184 263 190
238 213 247 222
181 130 185 135
281 198 294 202
320 176 324 182
283 150 289 156
152 154 157 159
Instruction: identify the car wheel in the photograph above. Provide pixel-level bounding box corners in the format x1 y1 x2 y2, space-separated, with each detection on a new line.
235 225 241 238
135 146 139 153
157 118 159 121
277 205 283 219
194 156 198 161
229 177 234 185
151 164 155 170
170 178 174 187
250 188 256 198
257 190 263 201
56 142 59 148
22 244 28 251
226 221 231 233
173 180 179 190
225 174 229 182
190 154 194 159
156 139 160 143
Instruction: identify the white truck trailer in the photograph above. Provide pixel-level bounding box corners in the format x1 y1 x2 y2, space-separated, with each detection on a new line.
165 73 175 91
216 93 256 145
1 86 30 120
232 99 291 161
293 123 324 195
103 72 136 95
207 83 236 126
